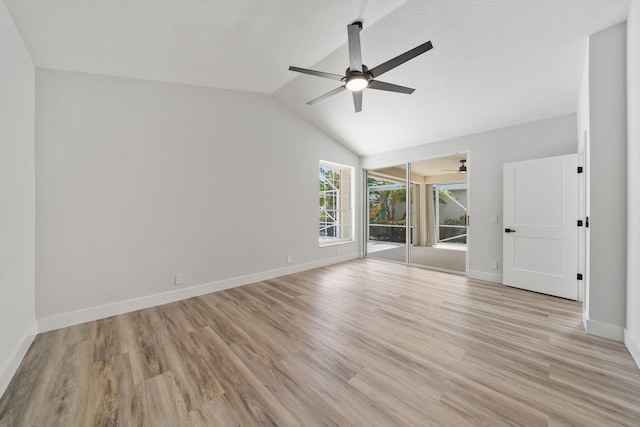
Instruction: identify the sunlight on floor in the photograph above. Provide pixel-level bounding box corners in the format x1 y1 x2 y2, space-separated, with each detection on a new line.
434 243 467 252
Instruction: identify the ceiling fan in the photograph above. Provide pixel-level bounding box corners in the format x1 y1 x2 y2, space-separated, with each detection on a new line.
443 159 468 174
288 21 433 113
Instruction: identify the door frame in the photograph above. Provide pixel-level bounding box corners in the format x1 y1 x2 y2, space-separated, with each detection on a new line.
363 151 471 275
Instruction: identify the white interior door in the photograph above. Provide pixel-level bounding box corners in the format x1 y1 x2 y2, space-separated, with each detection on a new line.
503 154 578 300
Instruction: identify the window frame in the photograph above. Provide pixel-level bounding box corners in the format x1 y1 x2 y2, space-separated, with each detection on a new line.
319 160 354 246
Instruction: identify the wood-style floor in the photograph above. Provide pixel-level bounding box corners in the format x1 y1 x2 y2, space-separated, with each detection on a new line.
1 259 640 426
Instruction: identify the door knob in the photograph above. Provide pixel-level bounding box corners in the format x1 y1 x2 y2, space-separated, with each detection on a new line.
505 228 516 233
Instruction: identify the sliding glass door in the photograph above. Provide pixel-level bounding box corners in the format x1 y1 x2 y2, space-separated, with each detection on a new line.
365 154 469 274
366 165 408 263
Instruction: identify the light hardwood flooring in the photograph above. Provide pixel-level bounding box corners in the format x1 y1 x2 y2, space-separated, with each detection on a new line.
1 258 640 426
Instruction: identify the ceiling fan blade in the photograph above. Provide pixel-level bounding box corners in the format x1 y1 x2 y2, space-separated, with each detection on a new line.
353 90 362 112
306 86 346 105
368 41 433 79
289 66 345 81
347 23 363 73
368 80 415 94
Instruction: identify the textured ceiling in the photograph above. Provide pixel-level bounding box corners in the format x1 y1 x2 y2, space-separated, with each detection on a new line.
274 0 630 155
4 0 630 156
3 0 409 93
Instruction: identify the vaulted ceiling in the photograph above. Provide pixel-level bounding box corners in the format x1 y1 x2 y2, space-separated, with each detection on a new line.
4 0 630 155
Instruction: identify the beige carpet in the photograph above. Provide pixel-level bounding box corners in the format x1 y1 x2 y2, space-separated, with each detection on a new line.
369 245 466 272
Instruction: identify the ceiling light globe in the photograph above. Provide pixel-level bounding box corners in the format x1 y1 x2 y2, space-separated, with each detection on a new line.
346 75 369 91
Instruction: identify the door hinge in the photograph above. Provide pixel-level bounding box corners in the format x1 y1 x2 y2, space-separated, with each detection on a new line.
586 216 589 228
577 273 583 280
577 220 583 227
577 166 584 173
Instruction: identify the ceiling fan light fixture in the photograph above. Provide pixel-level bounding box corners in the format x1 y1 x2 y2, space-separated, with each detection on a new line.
345 75 369 91
459 159 467 173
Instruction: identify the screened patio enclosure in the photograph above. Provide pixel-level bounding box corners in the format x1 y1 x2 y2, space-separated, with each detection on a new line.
434 183 468 245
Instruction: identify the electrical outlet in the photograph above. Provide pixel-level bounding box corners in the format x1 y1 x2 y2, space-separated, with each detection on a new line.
175 274 184 285
491 261 498 269
287 255 292 264
490 215 499 223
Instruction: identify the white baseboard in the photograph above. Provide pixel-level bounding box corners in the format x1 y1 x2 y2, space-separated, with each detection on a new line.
625 329 640 370
584 318 625 341
466 269 502 284
37 253 360 333
0 321 37 398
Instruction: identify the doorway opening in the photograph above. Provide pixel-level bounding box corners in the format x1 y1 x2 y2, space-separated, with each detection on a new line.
365 154 469 274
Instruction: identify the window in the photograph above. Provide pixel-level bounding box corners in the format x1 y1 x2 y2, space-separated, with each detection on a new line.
319 160 353 245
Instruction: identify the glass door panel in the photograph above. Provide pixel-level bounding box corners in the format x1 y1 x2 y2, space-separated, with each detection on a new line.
366 165 407 263
408 156 468 273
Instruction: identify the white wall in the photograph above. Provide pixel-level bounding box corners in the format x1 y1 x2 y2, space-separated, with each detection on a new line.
35 69 359 328
361 114 577 283
0 1 36 396
627 0 640 366
587 22 627 340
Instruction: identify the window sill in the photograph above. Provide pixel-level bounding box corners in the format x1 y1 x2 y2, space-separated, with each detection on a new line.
319 239 353 248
